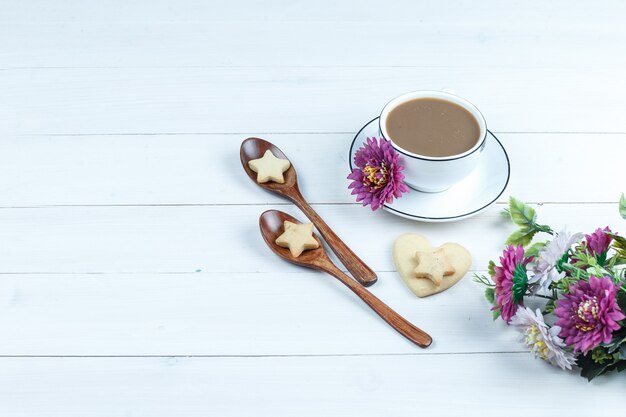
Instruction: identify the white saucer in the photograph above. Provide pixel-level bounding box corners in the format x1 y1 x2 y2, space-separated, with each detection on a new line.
349 117 510 222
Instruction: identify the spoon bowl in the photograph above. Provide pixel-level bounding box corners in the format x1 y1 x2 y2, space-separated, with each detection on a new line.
259 209 432 348
259 209 326 269
242 137 377 286
240 137 298 191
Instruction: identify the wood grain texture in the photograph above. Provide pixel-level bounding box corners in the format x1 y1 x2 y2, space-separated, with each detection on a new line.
0 203 621 274
0 133 622 206
1 0 622 24
4 67 626 134
2 0 624 70
2 0 626 414
242 138 377 285
0 355 623 417
3 19 625 69
259 210 429 346
0 272 514 356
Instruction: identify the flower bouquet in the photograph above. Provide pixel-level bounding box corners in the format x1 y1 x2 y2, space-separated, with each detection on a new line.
475 196 626 380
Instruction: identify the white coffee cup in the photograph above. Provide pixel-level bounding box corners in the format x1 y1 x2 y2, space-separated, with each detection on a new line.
379 90 487 193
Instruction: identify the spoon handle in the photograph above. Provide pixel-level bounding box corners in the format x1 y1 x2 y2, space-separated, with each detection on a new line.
288 192 377 286
324 262 432 348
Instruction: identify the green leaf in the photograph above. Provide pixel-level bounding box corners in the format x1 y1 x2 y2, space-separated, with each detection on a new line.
485 287 495 304
598 360 624 377
606 330 626 354
609 232 626 258
558 263 590 282
555 280 569 293
617 290 626 314
508 197 537 227
492 308 501 321
608 232 626 246
587 265 606 277
571 250 597 269
487 260 496 277
591 347 613 364
555 252 571 273
511 263 528 304
578 352 615 381
609 254 626 266
607 252 620 271
505 227 537 247
620 193 626 220
525 241 546 258
544 298 557 314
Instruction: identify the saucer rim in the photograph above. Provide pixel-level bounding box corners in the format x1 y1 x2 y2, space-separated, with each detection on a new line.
349 117 510 221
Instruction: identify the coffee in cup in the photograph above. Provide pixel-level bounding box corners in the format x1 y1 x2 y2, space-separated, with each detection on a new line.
379 91 487 192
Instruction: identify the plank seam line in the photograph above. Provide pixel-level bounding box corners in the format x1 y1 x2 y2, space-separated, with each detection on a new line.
0 65 615 70
0 352 528 358
0 269 489 275
0 202 617 209
16 131 626 136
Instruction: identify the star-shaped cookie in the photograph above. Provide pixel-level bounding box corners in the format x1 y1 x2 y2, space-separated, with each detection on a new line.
248 150 291 183
275 221 319 257
413 248 455 287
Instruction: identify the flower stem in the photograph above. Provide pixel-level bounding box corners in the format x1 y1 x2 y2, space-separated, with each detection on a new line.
533 293 556 301
472 273 495 287
534 223 554 236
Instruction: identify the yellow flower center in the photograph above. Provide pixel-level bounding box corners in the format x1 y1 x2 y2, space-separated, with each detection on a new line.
362 164 389 189
575 297 598 332
524 325 549 360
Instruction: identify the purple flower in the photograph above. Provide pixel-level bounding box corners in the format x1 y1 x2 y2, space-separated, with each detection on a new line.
347 137 409 210
554 276 625 354
583 227 612 257
493 245 532 323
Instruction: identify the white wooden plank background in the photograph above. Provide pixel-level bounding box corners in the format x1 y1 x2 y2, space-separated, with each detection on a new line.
1 0 625 415
0 134 623 206
0 355 624 417
5 67 626 134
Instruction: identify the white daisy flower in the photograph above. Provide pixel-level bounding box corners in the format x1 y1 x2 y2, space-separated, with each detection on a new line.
510 307 577 370
528 229 582 291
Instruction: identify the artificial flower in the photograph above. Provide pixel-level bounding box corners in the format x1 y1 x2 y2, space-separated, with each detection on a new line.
510 307 577 370
582 226 612 258
347 137 409 210
528 230 582 291
554 275 625 354
476 197 626 380
493 245 532 323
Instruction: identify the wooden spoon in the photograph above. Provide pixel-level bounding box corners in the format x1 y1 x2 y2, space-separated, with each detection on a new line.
241 137 377 286
259 210 432 348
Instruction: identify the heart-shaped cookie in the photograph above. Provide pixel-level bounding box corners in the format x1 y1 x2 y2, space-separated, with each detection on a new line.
393 233 472 298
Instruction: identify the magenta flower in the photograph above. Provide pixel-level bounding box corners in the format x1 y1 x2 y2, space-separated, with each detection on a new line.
493 245 532 323
554 276 625 354
583 227 612 257
347 137 409 210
